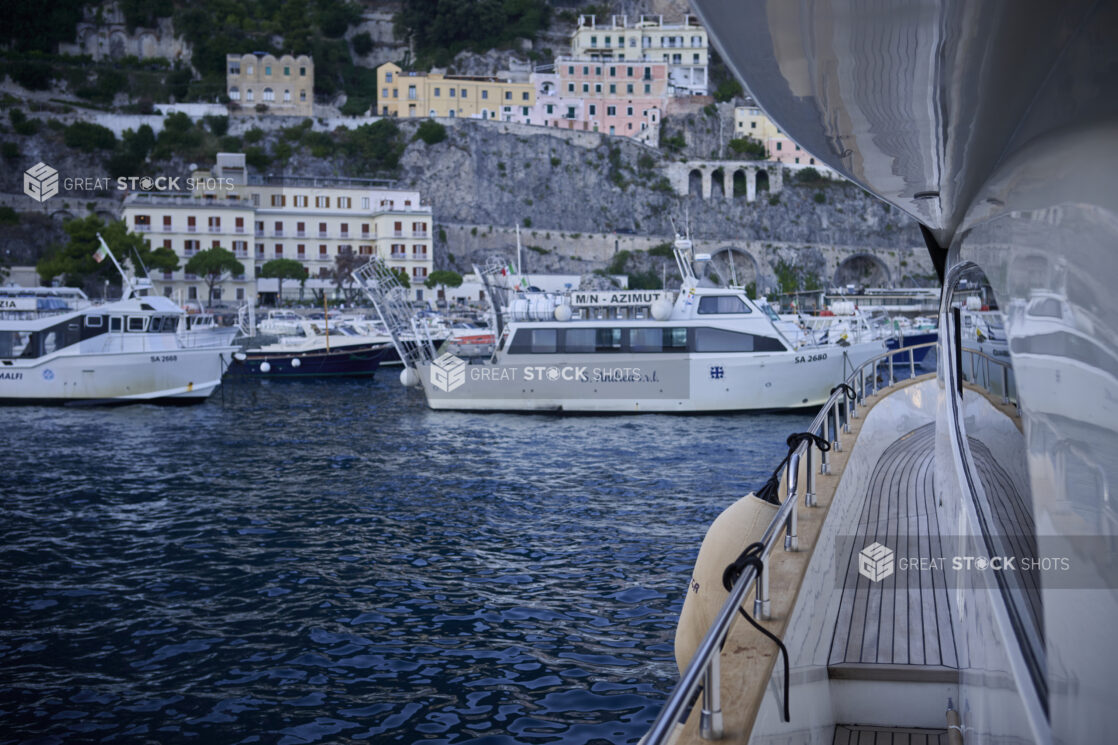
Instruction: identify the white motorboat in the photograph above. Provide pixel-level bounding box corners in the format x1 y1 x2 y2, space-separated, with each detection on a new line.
0 238 237 404
227 319 391 378
256 309 303 336
357 239 886 413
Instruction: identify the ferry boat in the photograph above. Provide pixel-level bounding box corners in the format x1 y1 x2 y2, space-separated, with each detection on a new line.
358 241 887 413
0 239 237 404
227 320 391 378
642 1 1118 744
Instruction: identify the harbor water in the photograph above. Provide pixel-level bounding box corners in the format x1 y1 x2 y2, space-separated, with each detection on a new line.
0 380 809 744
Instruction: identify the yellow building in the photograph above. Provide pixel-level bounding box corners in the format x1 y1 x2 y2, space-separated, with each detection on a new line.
734 106 822 166
121 154 435 304
376 63 535 120
227 53 314 116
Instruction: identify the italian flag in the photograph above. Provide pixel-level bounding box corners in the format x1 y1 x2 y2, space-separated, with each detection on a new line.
92 245 108 263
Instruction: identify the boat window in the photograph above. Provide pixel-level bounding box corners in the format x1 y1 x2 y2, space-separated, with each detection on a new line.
509 328 560 354
595 328 621 351
127 316 147 332
693 327 785 352
85 315 103 328
110 316 122 332
629 327 662 352
564 328 595 353
698 295 752 314
0 330 32 358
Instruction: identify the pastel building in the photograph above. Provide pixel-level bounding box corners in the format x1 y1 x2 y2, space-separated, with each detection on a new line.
226 54 314 116
571 15 708 96
376 63 535 121
529 59 666 144
734 106 823 166
121 154 434 304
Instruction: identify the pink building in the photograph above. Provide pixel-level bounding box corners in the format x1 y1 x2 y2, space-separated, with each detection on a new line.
529 58 667 143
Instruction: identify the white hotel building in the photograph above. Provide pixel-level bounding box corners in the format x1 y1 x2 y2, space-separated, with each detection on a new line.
121 154 434 304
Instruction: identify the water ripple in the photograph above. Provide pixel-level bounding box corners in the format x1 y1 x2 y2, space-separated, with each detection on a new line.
0 378 808 743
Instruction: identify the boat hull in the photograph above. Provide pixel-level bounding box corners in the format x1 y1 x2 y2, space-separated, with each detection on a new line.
420 339 886 412
885 331 938 365
227 343 388 378
0 347 231 404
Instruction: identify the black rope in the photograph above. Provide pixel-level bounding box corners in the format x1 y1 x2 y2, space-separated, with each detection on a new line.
755 432 830 505
721 542 792 722
830 383 856 400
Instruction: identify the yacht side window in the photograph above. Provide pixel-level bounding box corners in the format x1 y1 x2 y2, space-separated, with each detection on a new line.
595 328 622 351
84 315 103 328
110 316 122 332
127 317 147 332
693 327 786 353
698 295 752 314
530 329 558 353
564 328 595 353
0 330 32 358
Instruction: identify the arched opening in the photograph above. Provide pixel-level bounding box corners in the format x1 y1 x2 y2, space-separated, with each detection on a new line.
50 209 74 224
833 254 891 288
756 169 770 193
688 168 703 197
733 169 748 198
708 247 759 290
710 168 725 199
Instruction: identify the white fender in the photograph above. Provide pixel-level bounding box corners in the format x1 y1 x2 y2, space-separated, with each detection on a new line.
675 492 778 673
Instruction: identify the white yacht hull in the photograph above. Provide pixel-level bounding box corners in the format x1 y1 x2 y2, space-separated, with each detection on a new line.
420 339 885 412
0 346 232 403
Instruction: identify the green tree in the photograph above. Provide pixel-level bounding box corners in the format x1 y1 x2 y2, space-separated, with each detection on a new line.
352 31 374 56
37 216 176 295
259 258 307 305
728 136 766 159
415 119 447 145
186 247 245 306
64 122 117 152
424 269 462 301
391 267 410 289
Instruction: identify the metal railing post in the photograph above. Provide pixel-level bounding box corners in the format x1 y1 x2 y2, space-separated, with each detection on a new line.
832 399 843 451
820 408 831 475
785 453 800 551
805 439 817 506
909 348 916 378
700 655 723 739
888 353 895 387
858 366 866 405
754 554 771 620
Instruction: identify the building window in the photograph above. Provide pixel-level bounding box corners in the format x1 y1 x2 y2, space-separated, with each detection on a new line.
229 86 240 100
545 104 553 114
315 196 330 208
449 88 455 97
626 83 633 93
589 104 596 116
626 66 634 77
607 105 616 116
263 88 274 101
271 194 285 207
434 87 440 97
644 84 651 94
361 197 370 209
283 89 291 102
408 85 417 100
274 244 283 257
319 244 328 256
386 71 393 83
300 67 306 76
595 83 602 93
582 83 589 93
481 89 488 99
460 89 467 98
776 142 782 150
265 66 271 75
294 195 307 208
566 106 576 119
229 61 240 75
609 84 616 94
247 65 254 75
246 89 254 102
273 220 283 235
567 83 575 93
284 66 290 75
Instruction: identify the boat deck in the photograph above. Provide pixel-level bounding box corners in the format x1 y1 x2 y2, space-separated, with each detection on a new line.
829 423 959 674
833 725 948 744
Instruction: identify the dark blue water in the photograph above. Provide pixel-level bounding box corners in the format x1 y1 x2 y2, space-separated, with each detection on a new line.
0 380 809 744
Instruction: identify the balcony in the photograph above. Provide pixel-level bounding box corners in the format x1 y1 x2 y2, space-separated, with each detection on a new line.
318 231 329 239
161 225 173 232
209 225 223 233
296 252 306 260
412 251 429 259
412 231 428 239
134 224 152 232
235 226 246 234
393 231 404 238
361 231 372 240
273 230 284 237
296 230 307 238
234 249 248 258
339 231 350 240
390 251 407 259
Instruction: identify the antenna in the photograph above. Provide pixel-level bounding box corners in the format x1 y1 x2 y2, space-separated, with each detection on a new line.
95 233 138 299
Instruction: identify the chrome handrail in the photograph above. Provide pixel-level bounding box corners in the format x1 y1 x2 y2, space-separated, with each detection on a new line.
642 340 938 744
